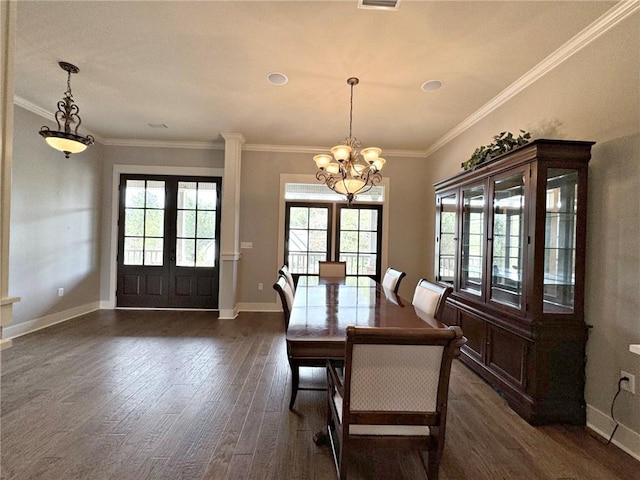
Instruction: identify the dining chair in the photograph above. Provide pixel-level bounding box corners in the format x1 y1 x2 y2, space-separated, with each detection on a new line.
323 325 466 480
412 279 453 321
273 275 294 329
381 267 406 294
273 274 327 409
279 264 296 293
318 261 347 278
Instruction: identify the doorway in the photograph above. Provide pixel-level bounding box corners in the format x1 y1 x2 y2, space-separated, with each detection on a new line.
116 174 222 308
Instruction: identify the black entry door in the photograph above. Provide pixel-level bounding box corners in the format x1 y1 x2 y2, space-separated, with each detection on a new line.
116 175 222 309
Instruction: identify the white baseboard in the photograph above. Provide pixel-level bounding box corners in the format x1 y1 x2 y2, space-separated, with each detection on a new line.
237 302 281 312
218 307 239 320
3 302 101 339
587 403 640 461
100 300 114 309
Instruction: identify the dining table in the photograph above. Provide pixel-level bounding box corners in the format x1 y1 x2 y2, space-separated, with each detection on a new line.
286 275 448 368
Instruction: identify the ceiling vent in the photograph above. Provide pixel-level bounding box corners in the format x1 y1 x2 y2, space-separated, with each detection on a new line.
358 0 400 11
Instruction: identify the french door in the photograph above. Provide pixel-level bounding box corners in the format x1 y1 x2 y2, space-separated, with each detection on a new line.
284 202 383 281
116 174 222 309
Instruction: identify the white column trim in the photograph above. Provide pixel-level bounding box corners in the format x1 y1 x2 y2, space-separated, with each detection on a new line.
0 1 17 346
218 133 245 318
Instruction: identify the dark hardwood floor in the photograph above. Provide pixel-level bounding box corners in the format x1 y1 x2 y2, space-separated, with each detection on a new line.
1 310 638 480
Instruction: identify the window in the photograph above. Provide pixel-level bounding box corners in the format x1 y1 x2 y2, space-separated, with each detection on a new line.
285 203 332 275
284 202 383 280
337 206 382 276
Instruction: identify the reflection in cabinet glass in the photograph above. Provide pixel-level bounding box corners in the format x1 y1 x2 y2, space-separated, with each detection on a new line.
490 172 525 309
437 193 457 284
461 185 484 295
544 169 578 312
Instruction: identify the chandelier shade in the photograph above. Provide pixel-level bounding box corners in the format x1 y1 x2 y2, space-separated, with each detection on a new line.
313 77 385 206
39 61 94 158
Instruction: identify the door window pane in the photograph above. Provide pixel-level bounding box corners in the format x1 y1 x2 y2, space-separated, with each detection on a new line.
176 238 195 267
125 208 144 236
125 180 146 207
177 181 219 267
544 169 578 312
196 239 215 267
144 237 164 266
124 237 143 265
197 211 216 238
178 182 198 209
145 210 164 237
491 173 525 308
461 185 485 295
145 181 165 208
123 179 166 266
197 183 217 209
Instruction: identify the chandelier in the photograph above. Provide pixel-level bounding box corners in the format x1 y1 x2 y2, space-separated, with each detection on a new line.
313 77 385 206
39 62 94 158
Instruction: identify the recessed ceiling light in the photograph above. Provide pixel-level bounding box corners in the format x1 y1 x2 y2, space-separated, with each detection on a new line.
421 80 443 92
267 72 288 86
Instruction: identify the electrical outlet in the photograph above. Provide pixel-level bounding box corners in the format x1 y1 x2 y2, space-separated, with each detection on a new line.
258 283 264 291
58 288 64 297
621 371 635 395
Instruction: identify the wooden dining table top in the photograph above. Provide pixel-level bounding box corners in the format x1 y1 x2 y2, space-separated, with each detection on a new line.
286 276 446 359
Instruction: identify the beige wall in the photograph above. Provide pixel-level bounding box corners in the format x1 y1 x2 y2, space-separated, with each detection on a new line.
422 14 640 437
238 150 429 304
9 106 103 325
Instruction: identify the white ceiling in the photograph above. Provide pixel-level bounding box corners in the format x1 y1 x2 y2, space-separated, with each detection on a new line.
14 1 618 153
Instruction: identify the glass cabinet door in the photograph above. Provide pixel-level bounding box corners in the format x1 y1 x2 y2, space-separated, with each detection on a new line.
436 193 457 285
544 169 579 312
461 184 485 295
490 172 525 309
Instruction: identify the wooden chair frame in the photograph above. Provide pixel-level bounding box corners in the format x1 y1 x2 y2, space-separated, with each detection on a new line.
274 274 329 409
325 325 465 480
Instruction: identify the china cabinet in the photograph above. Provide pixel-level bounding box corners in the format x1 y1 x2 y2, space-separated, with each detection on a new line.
434 139 593 424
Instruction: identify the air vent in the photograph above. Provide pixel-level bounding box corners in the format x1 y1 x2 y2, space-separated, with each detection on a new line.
358 0 400 11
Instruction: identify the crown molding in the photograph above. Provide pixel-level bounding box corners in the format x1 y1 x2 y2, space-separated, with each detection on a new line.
244 143 423 158
424 0 640 159
103 138 224 150
15 96 423 155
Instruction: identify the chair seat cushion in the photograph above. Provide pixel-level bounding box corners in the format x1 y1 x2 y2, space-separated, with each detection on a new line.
333 393 431 436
